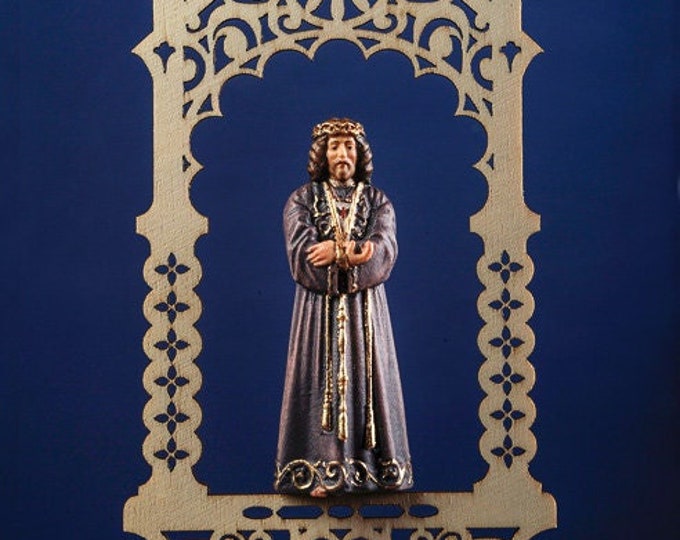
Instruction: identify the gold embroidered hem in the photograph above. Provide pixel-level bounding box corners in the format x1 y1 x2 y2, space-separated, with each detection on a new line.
274 457 414 494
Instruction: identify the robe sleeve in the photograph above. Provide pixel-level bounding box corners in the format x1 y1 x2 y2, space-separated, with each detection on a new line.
350 189 398 292
283 184 332 294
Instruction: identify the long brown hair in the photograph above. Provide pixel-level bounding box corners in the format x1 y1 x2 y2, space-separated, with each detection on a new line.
307 118 374 183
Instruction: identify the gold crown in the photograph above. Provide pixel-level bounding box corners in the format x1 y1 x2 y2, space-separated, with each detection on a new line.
312 119 365 139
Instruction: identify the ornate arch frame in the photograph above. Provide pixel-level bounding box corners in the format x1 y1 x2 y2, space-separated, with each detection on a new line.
124 1 556 539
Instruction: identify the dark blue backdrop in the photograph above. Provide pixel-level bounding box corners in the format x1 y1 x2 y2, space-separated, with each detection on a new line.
2 2 677 539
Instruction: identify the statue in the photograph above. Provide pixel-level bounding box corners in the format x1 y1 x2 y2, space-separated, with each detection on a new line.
275 118 413 496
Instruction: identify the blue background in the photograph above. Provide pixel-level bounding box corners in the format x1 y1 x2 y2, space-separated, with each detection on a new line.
2 1 677 538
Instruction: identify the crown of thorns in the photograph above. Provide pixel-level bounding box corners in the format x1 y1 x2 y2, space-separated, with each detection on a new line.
312 120 365 139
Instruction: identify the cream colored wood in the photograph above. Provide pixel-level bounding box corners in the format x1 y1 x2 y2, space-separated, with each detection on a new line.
125 1 556 538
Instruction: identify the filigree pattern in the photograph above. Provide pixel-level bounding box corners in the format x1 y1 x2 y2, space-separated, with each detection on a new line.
132 0 542 146
126 1 555 539
140 251 204 477
476 249 537 472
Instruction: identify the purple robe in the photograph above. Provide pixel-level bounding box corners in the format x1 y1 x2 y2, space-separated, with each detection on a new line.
275 181 413 494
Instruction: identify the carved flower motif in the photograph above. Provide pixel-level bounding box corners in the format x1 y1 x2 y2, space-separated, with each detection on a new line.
490 398 526 432
154 364 190 398
155 253 190 285
154 402 190 435
490 362 525 395
488 250 523 284
154 328 189 362
491 435 526 468
489 326 524 359
154 291 189 323
489 288 523 321
153 436 189 472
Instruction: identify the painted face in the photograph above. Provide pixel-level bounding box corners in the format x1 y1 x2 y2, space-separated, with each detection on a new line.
326 135 357 182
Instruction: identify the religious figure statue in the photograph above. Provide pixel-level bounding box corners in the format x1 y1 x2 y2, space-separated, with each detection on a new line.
275 118 413 496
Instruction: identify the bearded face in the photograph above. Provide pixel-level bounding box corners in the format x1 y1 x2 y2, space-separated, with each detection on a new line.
325 135 357 183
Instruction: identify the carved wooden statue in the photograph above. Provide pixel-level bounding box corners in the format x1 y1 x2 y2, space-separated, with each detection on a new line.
276 118 412 496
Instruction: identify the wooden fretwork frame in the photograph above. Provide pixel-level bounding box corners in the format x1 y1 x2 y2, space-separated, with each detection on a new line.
124 1 556 539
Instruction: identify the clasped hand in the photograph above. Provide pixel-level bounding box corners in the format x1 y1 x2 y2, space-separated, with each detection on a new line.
307 239 374 267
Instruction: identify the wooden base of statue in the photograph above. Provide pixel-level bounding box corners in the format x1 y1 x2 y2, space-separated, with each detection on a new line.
124 1 557 539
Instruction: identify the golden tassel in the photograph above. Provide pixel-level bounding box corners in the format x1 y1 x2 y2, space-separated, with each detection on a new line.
363 291 376 449
321 290 333 431
336 294 348 441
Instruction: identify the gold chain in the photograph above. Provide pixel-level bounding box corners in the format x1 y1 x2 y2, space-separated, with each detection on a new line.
323 182 363 269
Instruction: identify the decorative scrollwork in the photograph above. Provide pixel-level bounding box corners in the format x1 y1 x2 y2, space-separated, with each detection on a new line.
125 1 556 538
151 0 503 131
275 457 413 493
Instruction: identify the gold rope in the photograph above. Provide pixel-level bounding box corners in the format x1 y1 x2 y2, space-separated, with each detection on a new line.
320 181 365 442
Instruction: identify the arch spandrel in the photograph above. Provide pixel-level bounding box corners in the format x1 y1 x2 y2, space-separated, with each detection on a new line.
126 1 556 539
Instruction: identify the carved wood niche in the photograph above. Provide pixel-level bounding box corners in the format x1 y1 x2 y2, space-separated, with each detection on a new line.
124 1 556 539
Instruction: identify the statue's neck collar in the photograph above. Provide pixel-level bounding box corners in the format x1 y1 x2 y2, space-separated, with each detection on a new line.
328 177 355 189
